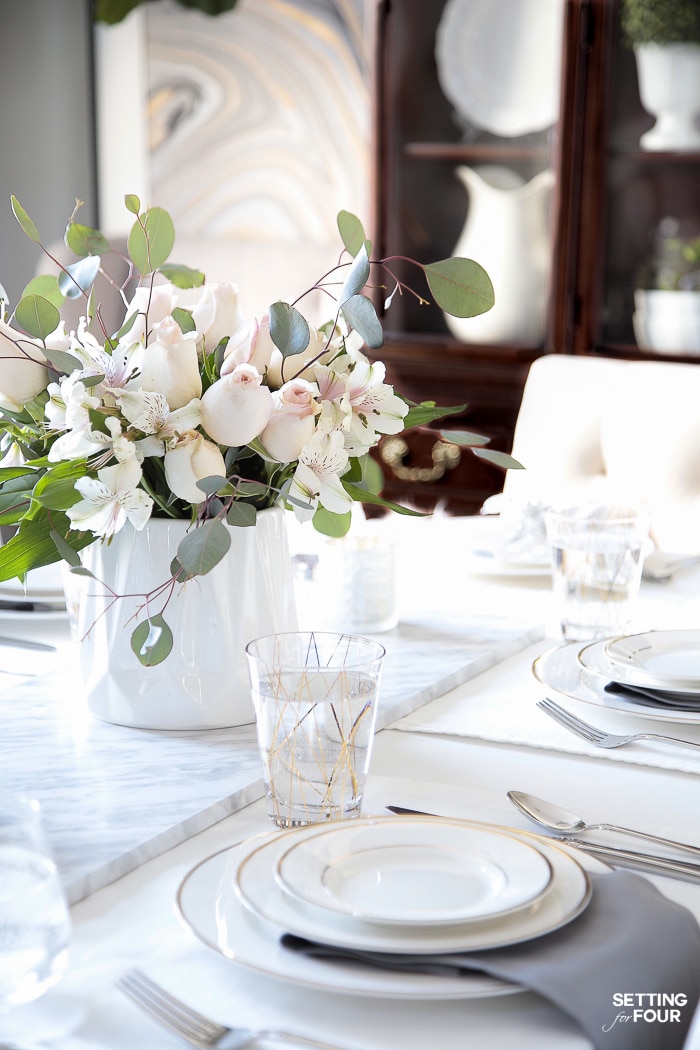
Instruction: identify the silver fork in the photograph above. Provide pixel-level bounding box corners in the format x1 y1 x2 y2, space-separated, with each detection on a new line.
537 697 700 752
117 969 349 1050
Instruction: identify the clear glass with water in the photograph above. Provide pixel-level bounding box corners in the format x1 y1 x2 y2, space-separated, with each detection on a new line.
246 632 385 827
545 504 650 642
0 796 71 1011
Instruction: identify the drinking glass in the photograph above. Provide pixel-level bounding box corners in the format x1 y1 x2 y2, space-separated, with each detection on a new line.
0 796 71 1012
544 503 650 642
246 632 385 828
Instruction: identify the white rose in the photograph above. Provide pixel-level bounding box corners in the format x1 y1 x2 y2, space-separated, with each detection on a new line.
261 379 317 462
266 325 328 388
0 318 49 409
139 317 202 409
186 283 245 353
200 363 273 447
164 430 227 504
222 313 275 376
123 282 178 342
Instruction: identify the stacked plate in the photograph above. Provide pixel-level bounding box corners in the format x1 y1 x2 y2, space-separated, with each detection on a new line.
533 629 700 724
0 564 67 620
176 814 594 1000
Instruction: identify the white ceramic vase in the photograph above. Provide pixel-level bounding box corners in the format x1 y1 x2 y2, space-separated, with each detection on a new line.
72 507 298 730
444 165 554 345
634 43 700 151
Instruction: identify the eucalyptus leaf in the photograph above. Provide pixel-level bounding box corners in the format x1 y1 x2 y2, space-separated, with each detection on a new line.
439 428 490 448
472 448 524 470
358 454 385 496
21 275 64 310
58 255 101 300
14 295 60 340
340 294 383 349
171 307 196 333
65 222 111 257
50 528 81 566
127 207 175 274
269 302 311 357
42 346 84 375
312 506 352 537
176 519 231 576
131 613 174 667
124 193 140 215
339 243 370 303
160 263 205 289
424 258 495 318
402 401 466 428
194 474 228 497
226 502 257 527
337 211 366 257
10 197 40 243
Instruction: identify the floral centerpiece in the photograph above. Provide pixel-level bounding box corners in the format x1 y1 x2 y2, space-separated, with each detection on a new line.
0 195 512 666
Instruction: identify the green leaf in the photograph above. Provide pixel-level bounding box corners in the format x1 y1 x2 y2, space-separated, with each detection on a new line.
176 519 231 576
14 295 60 340
342 480 427 516
160 263 205 289
358 454 385 496
0 513 94 579
124 193 141 215
50 528 81 566
42 346 83 375
226 502 257 527
472 448 525 470
424 258 495 318
340 243 370 302
21 275 65 310
438 428 490 448
171 307 196 334
10 196 40 243
31 471 83 510
312 506 352 537
269 302 311 357
58 255 101 300
340 294 383 349
128 207 175 275
131 613 174 667
402 401 466 428
337 211 366 257
194 474 228 497
65 222 111 257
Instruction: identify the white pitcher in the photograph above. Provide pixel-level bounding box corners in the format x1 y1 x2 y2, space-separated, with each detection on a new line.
445 165 555 345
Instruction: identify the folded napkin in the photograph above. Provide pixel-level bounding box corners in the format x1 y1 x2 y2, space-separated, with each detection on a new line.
282 871 700 1050
605 680 700 712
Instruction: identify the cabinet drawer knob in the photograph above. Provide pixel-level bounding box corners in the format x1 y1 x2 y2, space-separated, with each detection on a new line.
379 436 461 483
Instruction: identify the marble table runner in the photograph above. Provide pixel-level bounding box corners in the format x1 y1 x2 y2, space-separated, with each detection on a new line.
1 613 542 904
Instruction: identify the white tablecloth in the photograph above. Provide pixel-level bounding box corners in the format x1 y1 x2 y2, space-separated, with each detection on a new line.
2 514 700 1049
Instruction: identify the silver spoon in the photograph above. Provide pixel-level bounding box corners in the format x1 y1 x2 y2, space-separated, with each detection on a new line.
507 790 700 859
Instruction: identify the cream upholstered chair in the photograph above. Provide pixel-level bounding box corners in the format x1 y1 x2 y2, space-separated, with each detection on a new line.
497 354 700 554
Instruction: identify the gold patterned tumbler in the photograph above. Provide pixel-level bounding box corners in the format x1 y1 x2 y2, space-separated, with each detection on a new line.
245 632 385 828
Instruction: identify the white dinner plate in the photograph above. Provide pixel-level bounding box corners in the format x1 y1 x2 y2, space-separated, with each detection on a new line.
0 606 67 622
0 565 65 602
465 552 551 578
533 643 700 725
233 816 590 955
177 820 599 1001
604 631 700 692
275 819 552 925
435 0 565 137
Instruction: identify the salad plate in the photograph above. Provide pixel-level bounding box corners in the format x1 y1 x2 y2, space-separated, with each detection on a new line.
233 816 590 955
275 818 552 925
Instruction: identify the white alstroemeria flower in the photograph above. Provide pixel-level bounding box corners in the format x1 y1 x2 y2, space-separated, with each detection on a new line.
315 359 408 451
288 429 351 522
66 458 153 538
46 375 107 462
0 439 25 468
115 390 202 437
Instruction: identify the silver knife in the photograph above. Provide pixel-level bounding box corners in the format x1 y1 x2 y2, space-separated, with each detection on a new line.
385 806 700 883
0 634 56 652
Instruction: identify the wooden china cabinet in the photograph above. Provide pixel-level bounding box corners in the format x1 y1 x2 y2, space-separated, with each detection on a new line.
368 0 700 514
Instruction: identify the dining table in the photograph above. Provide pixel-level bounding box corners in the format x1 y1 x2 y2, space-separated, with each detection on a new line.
1 512 700 1050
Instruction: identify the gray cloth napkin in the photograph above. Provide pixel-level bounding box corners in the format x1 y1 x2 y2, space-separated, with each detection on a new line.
605 680 700 711
281 871 700 1050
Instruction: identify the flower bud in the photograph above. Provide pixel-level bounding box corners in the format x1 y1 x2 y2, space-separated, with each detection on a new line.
139 317 202 409
222 313 275 376
200 363 273 447
0 318 49 409
261 379 317 461
164 431 227 504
